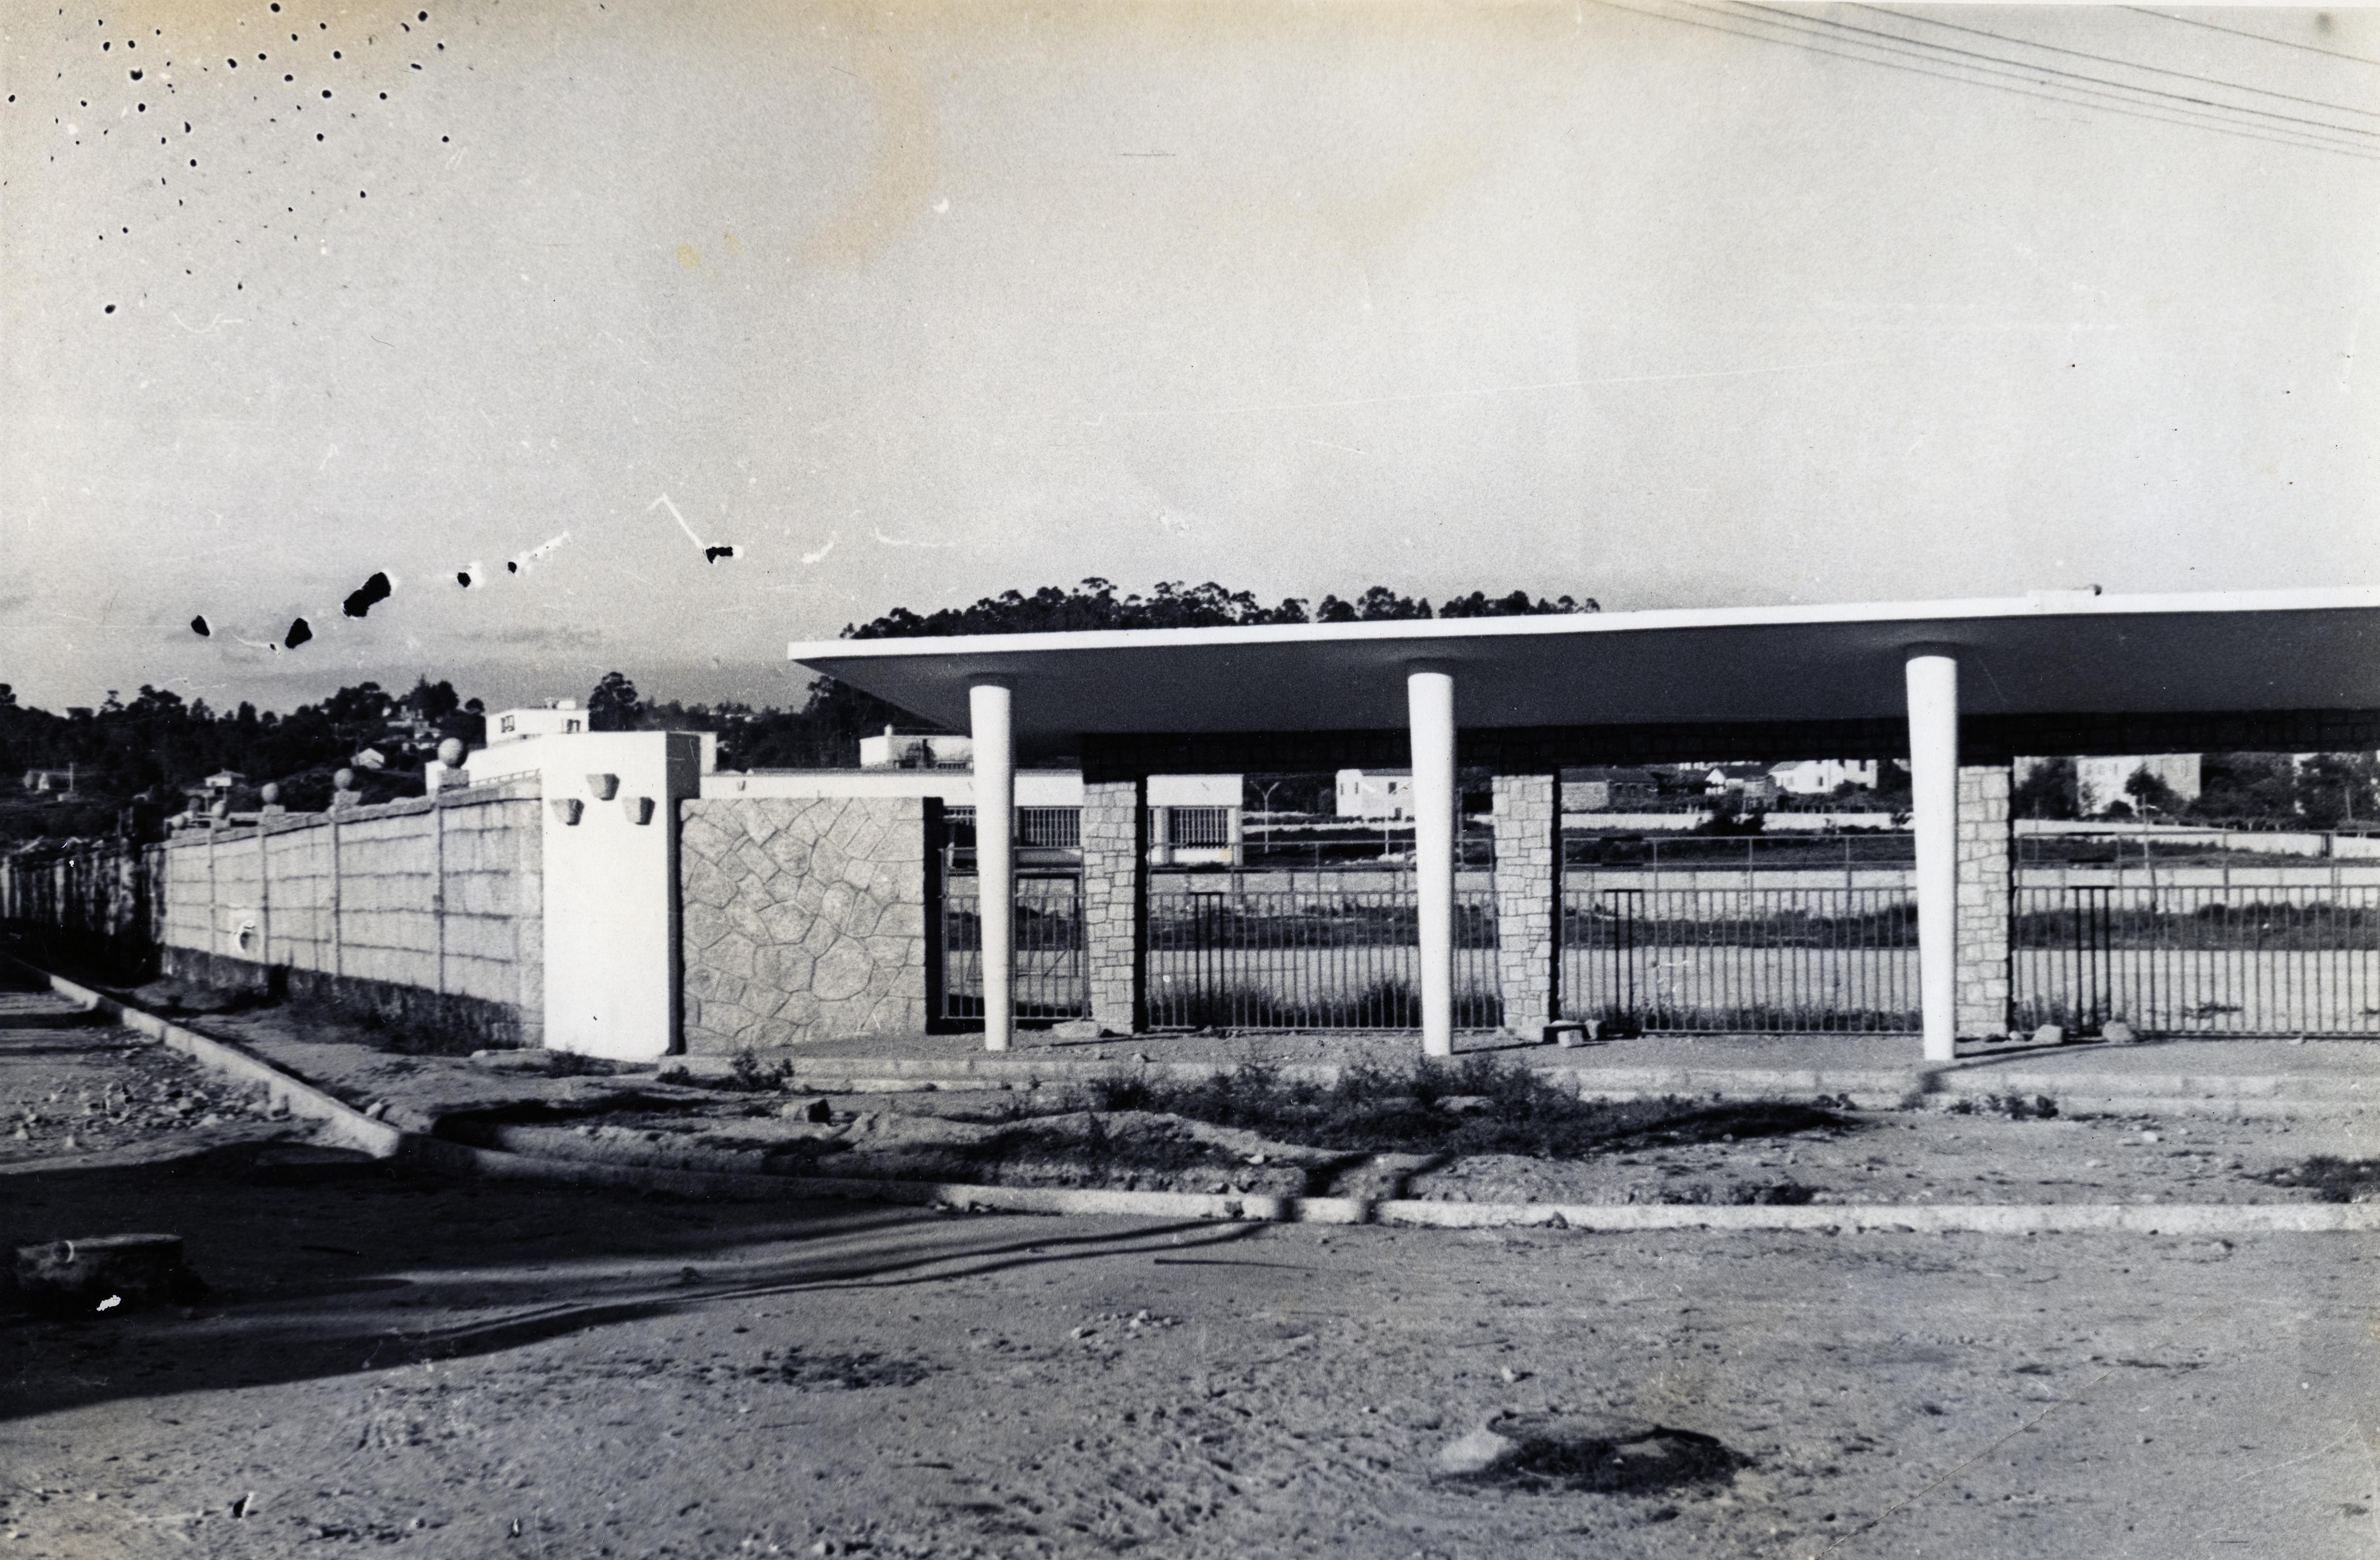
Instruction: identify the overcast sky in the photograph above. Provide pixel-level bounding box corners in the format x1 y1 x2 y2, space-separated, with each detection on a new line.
4 2 2375 714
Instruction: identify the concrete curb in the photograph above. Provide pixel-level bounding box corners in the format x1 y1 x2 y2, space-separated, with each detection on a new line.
3 955 402 1157
403 1140 2380 1234
11 956 2377 1237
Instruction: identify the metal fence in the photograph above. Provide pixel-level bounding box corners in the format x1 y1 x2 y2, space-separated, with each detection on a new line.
1146 873 1501 1030
2013 885 2380 1036
938 871 1086 1022
1559 887 1921 1033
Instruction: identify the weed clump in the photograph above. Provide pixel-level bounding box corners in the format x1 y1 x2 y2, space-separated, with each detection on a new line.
2258 1156 2380 1202
1078 1058 1847 1160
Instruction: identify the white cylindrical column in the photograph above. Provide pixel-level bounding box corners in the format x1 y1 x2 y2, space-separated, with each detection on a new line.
1906 650 1960 1063
1408 667 1458 1059
970 680 1017 1053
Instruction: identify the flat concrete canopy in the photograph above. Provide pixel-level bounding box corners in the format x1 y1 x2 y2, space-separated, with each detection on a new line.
788 586 2380 748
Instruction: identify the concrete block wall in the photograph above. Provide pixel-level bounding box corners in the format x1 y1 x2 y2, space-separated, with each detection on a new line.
148 780 543 1047
1955 763 2013 1036
1491 775 1560 1036
679 796 930 1053
1080 779 1145 1034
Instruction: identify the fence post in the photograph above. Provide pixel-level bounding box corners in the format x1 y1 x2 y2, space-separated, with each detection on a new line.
257 818 271 971
206 819 219 959
329 811 344 980
432 794 447 997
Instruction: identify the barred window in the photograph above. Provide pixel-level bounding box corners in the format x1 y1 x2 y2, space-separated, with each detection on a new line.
1167 806 1233 847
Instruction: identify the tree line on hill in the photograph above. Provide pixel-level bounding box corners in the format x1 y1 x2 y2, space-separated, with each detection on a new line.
11 578 2371 840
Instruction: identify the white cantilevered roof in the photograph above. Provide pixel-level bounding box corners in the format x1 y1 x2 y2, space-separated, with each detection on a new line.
788 587 2380 747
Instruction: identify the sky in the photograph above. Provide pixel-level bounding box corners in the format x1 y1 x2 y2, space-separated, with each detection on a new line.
4 1 2376 716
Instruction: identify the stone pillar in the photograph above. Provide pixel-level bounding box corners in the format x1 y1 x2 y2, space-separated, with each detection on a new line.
1408 667 1458 1058
1081 777 1146 1036
1905 650 1960 1062
1491 774 1560 1038
1956 763 2014 1039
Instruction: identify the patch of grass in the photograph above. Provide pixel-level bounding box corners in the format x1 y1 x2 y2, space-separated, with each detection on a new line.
747 1348 932 1390
1071 1057 1850 1160
1947 1093 2060 1120
2257 1156 2380 1203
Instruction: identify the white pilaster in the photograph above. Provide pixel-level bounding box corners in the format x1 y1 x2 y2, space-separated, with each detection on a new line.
1906 650 1960 1063
1408 667 1458 1059
971 680 1016 1052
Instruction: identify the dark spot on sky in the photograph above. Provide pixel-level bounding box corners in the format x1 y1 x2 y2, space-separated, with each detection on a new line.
322 89 331 98
358 189 365 197
333 50 341 58
420 10 429 19
284 617 313 650
227 58 237 67
316 132 323 140
341 571 394 619
190 616 211 638
705 546 739 564
128 69 139 79
506 560 519 574
103 303 115 313
457 571 473 587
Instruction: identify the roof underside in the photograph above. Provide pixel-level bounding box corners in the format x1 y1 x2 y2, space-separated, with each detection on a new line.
788 588 2380 752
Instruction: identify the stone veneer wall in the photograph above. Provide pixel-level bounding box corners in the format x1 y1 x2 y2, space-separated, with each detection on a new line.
678 796 930 1053
1491 774 1560 1036
1955 763 2013 1037
1080 779 1145 1035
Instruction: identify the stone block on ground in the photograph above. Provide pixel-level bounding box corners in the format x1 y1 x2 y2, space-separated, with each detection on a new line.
9 1234 202 1312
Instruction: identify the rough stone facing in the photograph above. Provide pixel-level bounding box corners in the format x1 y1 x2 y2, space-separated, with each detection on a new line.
1491 774 1560 1036
679 797 929 1053
1955 763 2013 1036
1080 779 1146 1034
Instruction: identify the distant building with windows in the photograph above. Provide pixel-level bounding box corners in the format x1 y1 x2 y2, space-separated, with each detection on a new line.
20 768 74 796
859 728 972 769
1560 767 1660 812
488 702 588 744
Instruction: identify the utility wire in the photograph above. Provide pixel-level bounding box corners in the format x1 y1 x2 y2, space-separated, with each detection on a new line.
1729 0 2380 143
2126 8 2380 71
1861 3 2380 121
1590 0 2370 164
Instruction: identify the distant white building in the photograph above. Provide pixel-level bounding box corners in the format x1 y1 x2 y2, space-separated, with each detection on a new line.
464 700 716 782
2075 753 2202 816
859 728 972 769
1768 758 1880 796
488 701 588 743
1336 769 1416 820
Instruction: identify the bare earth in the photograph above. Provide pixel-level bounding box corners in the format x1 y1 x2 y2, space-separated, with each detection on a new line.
6 991 2380 1558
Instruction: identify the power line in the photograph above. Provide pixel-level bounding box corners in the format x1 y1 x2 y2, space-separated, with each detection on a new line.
1583 0 2380 163
1861 3 2380 121
1730 0 2380 144
2125 8 2380 71
1687 0 2380 157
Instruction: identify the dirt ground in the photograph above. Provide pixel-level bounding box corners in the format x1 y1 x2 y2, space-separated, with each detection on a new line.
7 992 2380 1558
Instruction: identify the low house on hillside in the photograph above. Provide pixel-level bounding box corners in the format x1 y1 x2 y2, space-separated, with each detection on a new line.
19 769 74 796
1700 763 1778 806
1768 758 1881 796
1560 767 1659 811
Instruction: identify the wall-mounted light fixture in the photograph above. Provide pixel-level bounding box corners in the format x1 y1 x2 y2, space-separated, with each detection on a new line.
622 795 655 826
550 798 584 825
586 773 620 801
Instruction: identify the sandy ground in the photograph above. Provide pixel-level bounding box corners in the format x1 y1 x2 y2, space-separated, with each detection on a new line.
7 986 2380 1558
